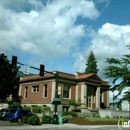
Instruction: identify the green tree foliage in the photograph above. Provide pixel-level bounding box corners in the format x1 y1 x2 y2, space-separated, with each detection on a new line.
85 51 99 74
104 44 130 106
68 99 83 111
0 53 19 102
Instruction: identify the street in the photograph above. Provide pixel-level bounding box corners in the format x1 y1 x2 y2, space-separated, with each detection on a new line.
0 120 130 130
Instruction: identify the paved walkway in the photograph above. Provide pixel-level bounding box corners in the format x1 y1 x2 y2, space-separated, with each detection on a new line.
0 123 119 129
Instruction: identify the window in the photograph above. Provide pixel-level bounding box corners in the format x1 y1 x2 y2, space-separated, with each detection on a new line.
32 86 39 92
43 84 48 97
63 86 70 98
24 87 28 98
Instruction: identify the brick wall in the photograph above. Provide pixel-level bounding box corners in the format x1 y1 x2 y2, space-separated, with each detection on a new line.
21 81 53 104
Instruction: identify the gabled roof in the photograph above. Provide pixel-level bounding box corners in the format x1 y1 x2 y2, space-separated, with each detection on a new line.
19 71 110 87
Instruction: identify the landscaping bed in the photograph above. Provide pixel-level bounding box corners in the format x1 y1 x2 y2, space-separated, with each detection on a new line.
68 117 118 125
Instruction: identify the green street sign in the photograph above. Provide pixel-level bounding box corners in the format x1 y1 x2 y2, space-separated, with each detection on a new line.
53 98 61 102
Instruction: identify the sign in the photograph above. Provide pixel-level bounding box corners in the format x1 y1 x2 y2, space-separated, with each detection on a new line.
23 65 30 74
53 98 61 102
118 119 130 129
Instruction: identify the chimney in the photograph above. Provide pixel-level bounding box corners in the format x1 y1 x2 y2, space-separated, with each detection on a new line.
75 72 79 78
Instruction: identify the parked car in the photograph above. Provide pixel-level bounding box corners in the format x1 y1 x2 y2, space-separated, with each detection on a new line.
9 109 35 122
0 108 6 119
0 108 17 120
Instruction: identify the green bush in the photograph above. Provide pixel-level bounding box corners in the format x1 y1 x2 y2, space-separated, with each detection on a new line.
9 102 22 108
23 106 31 112
77 113 86 118
28 115 40 125
93 112 100 118
32 106 43 113
62 111 78 118
62 115 73 123
22 116 29 124
86 115 90 117
42 115 52 124
43 106 50 111
105 115 110 118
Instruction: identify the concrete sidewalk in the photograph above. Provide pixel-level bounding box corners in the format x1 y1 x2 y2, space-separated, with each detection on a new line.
0 123 118 129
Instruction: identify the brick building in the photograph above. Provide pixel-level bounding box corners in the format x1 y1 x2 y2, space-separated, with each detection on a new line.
19 71 110 111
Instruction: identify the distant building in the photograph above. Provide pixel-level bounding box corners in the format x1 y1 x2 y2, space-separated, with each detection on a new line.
19 71 110 111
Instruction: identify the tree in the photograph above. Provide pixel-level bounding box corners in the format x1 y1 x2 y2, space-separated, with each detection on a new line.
104 44 130 106
85 51 99 74
0 53 20 102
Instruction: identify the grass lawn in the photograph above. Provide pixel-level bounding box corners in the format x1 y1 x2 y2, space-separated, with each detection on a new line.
86 117 129 122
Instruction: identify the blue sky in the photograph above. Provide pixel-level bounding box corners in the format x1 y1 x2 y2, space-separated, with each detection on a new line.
0 0 130 102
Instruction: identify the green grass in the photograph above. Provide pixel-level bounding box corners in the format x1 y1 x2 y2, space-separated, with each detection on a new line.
86 117 129 122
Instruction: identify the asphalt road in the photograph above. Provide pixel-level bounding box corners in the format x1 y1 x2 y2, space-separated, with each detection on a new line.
0 120 20 126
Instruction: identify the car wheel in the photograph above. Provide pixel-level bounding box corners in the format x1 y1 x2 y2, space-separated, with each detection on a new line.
18 118 22 123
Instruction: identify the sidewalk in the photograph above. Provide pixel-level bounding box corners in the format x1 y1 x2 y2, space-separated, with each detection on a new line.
0 123 118 129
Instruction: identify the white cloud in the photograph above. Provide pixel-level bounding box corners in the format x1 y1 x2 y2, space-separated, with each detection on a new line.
0 0 100 63
73 23 130 79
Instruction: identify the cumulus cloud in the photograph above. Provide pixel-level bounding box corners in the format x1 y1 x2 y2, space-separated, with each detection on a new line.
0 0 100 64
73 23 130 79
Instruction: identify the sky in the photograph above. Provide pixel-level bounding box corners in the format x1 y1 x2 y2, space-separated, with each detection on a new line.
0 0 130 103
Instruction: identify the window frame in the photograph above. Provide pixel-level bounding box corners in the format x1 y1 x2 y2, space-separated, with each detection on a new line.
24 86 28 99
62 85 71 99
43 84 48 98
32 85 39 93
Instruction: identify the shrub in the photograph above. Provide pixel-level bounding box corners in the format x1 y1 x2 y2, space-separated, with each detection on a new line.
116 116 119 119
105 115 110 118
62 111 78 118
32 106 43 113
93 112 100 118
86 115 90 117
113 116 116 118
43 106 50 111
62 115 73 123
28 115 40 125
42 115 52 124
9 102 22 108
77 113 86 118
24 106 31 112
22 116 29 124
43 106 50 115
